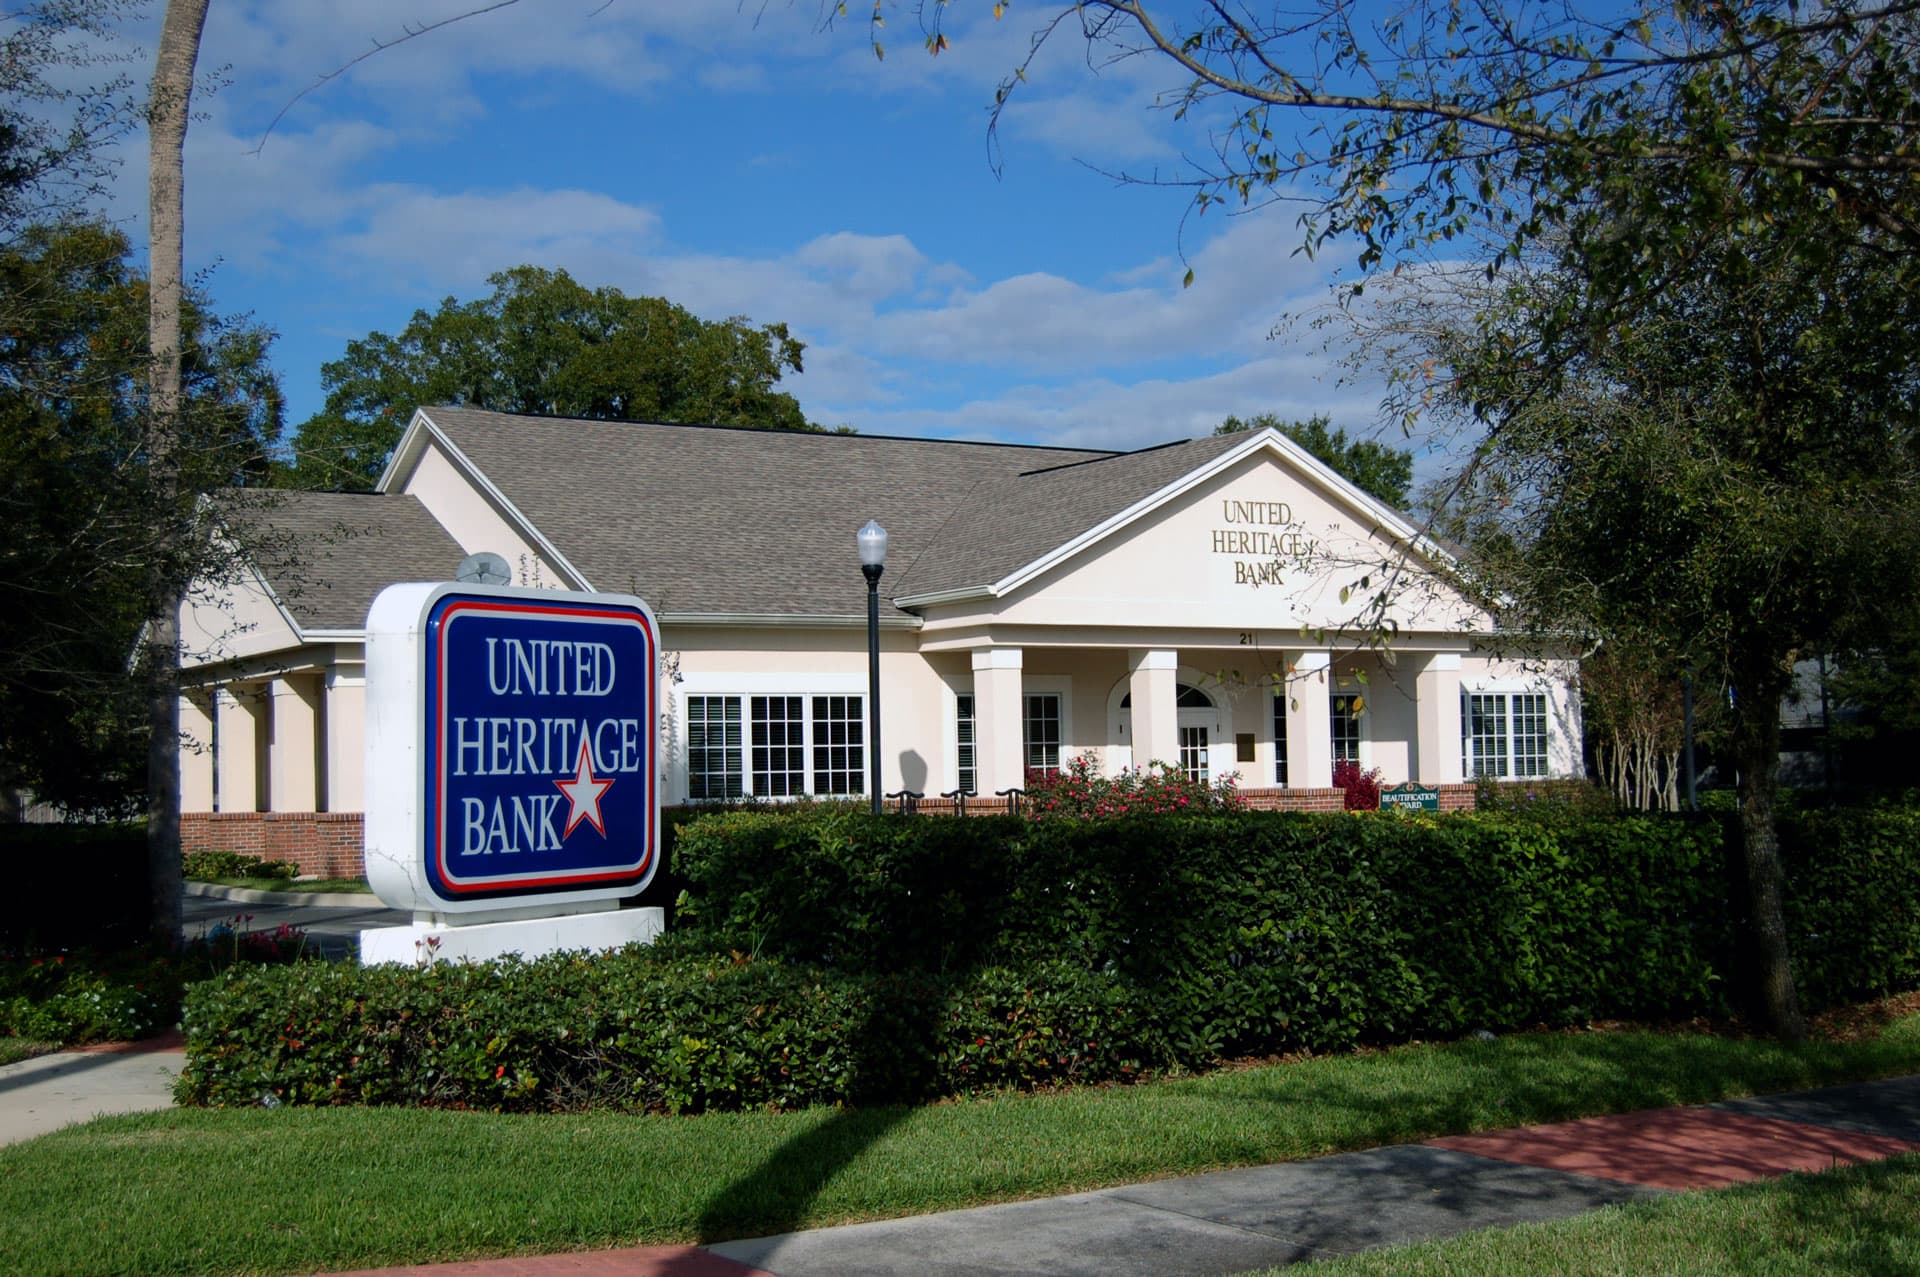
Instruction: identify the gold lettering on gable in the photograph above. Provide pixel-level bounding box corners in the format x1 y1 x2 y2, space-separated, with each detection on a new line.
1214 497 1316 589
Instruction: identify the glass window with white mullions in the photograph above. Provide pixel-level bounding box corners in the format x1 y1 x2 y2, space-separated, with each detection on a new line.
750 695 805 797
955 693 976 795
1329 692 1363 765
1179 725 1210 782
1513 693 1550 778
1024 693 1062 779
1463 692 1512 778
810 694 864 795
1272 694 1289 785
687 695 743 800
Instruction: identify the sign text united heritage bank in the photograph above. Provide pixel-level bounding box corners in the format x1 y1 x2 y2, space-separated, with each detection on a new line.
1211 498 1317 589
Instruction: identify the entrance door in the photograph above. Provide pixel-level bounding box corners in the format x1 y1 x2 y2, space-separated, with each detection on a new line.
1177 710 1212 782
1116 682 1228 779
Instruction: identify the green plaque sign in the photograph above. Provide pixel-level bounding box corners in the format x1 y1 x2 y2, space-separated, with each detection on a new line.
1381 782 1441 812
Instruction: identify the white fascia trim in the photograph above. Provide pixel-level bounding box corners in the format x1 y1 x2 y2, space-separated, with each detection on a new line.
988 429 1459 601
401 408 595 593
894 585 994 609
661 612 923 630
372 409 435 493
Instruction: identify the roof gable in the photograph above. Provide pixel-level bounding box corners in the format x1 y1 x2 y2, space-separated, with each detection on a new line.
921 431 1488 637
404 406 1114 617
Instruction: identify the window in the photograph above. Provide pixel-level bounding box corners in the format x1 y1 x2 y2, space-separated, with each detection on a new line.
687 696 743 800
1462 691 1550 779
1330 692 1363 765
1272 694 1289 785
811 694 865 796
1025 693 1062 778
1513 693 1549 776
955 693 976 795
686 692 863 799
1179 725 1210 782
751 696 805 797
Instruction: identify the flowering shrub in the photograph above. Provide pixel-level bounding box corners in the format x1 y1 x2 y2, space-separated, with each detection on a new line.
1333 759 1383 810
1025 753 1245 819
0 949 181 1044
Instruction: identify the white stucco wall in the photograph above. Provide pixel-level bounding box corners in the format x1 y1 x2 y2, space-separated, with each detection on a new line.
400 440 571 588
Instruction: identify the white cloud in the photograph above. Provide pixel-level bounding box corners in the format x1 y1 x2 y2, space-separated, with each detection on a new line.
325 186 664 295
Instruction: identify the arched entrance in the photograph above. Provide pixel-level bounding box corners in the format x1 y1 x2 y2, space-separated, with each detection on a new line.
1110 677 1230 781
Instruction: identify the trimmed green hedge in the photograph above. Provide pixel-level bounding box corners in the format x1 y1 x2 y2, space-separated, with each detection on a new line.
177 952 1159 1112
176 804 1920 1113
670 807 1734 1049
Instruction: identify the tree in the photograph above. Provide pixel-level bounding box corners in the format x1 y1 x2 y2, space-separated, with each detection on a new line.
1214 412 1414 507
290 266 820 490
143 0 210 941
0 220 282 817
874 0 1920 1037
0 1 141 243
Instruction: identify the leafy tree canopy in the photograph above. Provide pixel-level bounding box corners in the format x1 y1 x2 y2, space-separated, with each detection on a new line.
878 1 1920 1039
0 1 140 243
0 220 282 814
1214 412 1414 508
290 266 821 490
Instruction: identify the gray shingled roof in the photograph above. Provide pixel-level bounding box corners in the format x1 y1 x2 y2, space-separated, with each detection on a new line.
416 406 1135 616
888 432 1253 598
224 491 465 630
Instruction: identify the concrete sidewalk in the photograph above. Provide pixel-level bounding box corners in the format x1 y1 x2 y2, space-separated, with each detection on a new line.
320 1073 1920 1277
0 1033 184 1147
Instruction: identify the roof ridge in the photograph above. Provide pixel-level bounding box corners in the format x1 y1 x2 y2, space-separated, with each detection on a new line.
428 404 1120 457
1012 435 1206 478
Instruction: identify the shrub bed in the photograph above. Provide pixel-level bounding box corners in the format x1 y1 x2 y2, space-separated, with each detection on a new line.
177 952 1161 1112
176 802 1920 1113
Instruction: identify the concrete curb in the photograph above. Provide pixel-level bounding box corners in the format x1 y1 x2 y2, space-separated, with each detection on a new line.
185 880 380 909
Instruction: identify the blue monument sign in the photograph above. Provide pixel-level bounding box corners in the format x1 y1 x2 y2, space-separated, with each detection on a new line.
363 582 663 957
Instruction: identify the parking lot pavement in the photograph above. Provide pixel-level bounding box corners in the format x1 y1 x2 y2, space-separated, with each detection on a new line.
183 883 410 960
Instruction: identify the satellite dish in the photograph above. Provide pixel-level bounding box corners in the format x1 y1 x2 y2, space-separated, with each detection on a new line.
455 551 513 586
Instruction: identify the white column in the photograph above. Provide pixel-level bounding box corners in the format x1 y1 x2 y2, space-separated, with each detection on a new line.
1414 652 1465 784
325 664 366 812
1127 648 1180 770
971 647 1025 794
270 675 320 812
179 691 215 813
1285 651 1334 789
215 685 263 813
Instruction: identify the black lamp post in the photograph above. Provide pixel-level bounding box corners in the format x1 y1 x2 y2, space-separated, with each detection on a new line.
857 520 888 814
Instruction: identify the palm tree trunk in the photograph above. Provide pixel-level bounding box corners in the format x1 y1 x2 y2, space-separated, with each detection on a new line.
145 0 210 946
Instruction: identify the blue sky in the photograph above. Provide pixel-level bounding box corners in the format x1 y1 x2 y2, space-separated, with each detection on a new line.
92 1 1410 460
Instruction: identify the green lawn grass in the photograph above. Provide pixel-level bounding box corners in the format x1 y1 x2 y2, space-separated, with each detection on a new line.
1278 1152 1920 1276
3 1015 1918 1276
0 1037 54 1066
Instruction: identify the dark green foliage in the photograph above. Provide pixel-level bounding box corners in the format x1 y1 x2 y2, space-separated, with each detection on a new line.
181 850 298 881
0 221 282 813
176 952 1157 1112
176 805 1920 1113
0 823 148 948
1778 807 1920 1008
0 947 180 1044
1214 412 1414 509
289 266 819 490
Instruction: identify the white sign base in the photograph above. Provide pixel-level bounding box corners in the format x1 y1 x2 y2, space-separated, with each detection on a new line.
359 906 664 967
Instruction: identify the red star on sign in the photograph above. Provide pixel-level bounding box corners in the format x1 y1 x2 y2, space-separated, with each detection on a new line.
554 739 615 839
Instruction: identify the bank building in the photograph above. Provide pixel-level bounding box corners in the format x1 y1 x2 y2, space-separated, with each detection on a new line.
176 406 1581 873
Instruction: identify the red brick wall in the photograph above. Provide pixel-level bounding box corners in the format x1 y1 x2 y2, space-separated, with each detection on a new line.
182 782 1488 877
181 812 366 879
